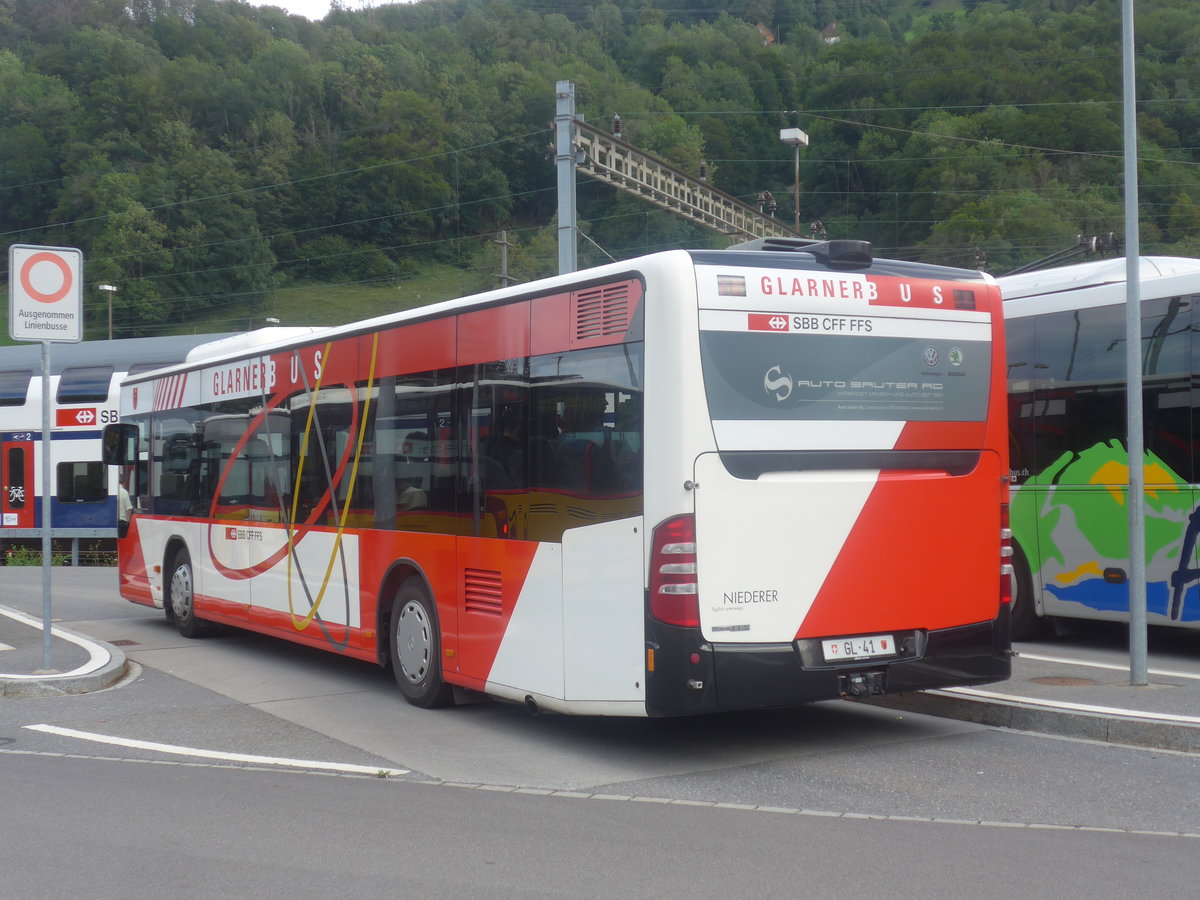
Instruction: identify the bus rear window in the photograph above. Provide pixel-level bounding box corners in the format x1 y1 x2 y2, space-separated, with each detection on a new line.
699 331 990 424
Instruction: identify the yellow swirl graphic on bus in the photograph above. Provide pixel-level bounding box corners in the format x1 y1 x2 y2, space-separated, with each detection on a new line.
286 335 378 631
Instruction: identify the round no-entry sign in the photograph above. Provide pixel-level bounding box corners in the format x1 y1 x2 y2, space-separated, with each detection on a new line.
8 243 84 343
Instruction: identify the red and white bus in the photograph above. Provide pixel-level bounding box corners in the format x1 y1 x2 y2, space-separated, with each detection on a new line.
103 238 1012 716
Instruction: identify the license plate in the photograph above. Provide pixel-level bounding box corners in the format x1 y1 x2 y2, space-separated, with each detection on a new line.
821 634 896 662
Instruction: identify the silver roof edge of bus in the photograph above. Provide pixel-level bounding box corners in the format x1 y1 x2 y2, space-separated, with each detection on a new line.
183 327 329 364
997 255 1200 300
725 237 873 270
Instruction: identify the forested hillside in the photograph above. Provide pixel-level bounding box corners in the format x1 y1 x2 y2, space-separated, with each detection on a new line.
2 0 1199 337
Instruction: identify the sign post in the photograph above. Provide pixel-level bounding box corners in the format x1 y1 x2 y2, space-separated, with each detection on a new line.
8 243 84 671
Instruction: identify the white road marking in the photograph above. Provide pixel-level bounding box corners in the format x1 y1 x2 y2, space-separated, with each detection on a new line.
0 606 110 679
937 688 1200 726
24 724 408 777
1017 651 1200 681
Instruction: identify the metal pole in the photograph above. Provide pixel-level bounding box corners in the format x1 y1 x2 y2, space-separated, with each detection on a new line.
98 283 117 341
793 144 800 234
1122 0 1148 686
40 340 53 671
497 229 512 288
555 80 578 275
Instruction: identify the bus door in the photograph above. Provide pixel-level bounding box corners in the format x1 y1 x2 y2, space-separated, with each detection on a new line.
693 266 1002 648
1 434 35 530
453 311 554 693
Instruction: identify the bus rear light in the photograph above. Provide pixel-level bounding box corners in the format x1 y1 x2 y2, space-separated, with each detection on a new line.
650 515 700 627
1000 503 1012 605
658 562 696 575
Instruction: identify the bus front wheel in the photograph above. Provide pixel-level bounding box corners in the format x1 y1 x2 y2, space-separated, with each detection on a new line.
168 547 209 639
390 578 453 708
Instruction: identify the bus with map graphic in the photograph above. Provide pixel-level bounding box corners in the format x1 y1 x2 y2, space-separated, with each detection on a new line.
1001 256 1200 637
103 239 1011 716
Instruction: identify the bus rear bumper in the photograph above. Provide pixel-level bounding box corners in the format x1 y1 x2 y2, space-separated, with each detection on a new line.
645 608 1012 717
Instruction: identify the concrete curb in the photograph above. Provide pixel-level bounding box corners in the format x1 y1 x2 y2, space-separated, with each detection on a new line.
0 605 128 698
868 688 1200 753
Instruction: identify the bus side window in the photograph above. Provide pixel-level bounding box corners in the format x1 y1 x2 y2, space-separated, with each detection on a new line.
156 433 199 516
1006 316 1037 481
528 411 561 488
488 404 525 486
372 369 456 530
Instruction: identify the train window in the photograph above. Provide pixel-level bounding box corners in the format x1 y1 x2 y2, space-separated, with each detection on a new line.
128 362 175 377
0 369 32 406
57 366 114 403
57 461 107 503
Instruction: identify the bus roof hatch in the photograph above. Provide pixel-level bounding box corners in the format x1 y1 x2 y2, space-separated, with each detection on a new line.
726 237 873 270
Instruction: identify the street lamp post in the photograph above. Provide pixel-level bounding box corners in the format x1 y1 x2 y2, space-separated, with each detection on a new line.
97 283 117 340
779 128 809 235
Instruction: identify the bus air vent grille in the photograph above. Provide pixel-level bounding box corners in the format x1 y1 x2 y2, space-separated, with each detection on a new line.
571 283 631 346
464 568 504 616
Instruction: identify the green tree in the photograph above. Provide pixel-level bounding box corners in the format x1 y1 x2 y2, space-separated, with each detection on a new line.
1166 192 1200 244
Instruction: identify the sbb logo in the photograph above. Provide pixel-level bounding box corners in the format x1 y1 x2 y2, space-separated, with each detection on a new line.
748 313 789 332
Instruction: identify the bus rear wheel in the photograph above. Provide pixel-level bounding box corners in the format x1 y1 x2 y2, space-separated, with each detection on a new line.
168 547 209 639
390 578 453 708
1010 543 1043 640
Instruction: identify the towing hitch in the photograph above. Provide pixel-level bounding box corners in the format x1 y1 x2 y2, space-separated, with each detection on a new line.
839 670 885 699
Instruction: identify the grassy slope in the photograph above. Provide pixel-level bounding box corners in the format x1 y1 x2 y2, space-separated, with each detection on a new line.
1 262 498 345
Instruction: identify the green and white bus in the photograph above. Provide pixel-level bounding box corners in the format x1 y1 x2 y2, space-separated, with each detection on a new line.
1001 256 1200 637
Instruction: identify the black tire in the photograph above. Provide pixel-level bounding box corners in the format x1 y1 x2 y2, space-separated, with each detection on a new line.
167 547 208 638
1010 542 1043 640
390 577 453 708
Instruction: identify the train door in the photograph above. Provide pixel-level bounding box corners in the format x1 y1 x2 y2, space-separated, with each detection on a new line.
1 434 36 529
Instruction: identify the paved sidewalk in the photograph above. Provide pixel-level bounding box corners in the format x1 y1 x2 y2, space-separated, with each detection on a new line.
0 604 128 697
869 649 1200 753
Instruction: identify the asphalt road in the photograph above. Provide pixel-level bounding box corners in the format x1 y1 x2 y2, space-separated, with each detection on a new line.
2 567 1198 897
3 751 1196 900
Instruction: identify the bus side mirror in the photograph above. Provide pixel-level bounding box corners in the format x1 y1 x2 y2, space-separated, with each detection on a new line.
102 423 139 465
